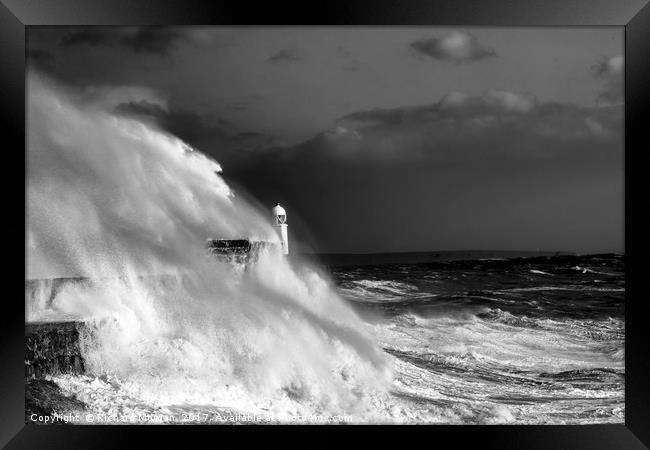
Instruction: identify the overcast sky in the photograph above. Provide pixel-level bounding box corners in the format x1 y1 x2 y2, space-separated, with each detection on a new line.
27 26 624 254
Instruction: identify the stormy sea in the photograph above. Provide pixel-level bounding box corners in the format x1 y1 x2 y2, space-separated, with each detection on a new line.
27 252 624 425
329 252 625 424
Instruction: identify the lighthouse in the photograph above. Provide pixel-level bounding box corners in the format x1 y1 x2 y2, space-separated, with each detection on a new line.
272 202 289 255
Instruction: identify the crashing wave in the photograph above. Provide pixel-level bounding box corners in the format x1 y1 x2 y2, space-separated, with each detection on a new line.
26 72 392 421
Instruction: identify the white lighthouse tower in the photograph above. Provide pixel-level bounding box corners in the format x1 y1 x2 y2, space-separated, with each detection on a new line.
272 202 289 255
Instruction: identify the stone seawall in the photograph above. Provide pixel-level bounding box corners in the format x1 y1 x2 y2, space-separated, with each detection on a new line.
25 321 89 422
25 321 87 379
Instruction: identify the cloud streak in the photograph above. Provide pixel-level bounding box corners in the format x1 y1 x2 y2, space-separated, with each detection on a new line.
410 31 496 64
27 49 54 69
114 99 278 163
267 48 302 64
59 27 227 55
115 100 233 142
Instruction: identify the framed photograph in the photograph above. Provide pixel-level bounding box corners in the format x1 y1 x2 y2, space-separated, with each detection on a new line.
2 0 649 447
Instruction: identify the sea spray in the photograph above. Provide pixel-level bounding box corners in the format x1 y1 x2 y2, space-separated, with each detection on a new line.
26 72 392 420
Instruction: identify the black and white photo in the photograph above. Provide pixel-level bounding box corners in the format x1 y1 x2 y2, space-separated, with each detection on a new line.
25 26 624 425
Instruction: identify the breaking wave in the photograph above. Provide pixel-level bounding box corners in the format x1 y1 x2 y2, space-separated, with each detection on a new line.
367 307 624 424
26 73 392 421
339 279 431 303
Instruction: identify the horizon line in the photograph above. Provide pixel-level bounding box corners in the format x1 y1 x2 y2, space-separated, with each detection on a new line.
301 249 624 256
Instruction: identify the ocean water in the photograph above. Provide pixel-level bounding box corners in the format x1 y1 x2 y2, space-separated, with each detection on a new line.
332 253 625 424
43 253 624 425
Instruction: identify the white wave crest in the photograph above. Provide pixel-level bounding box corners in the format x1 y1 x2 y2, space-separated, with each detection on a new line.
26 72 392 419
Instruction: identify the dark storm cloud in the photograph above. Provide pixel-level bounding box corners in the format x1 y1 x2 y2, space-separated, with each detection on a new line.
114 100 277 161
119 29 186 55
27 49 54 68
59 27 216 56
235 89 621 168
343 90 539 125
59 29 110 47
410 31 496 64
115 99 238 142
297 90 621 163
267 48 302 63
592 55 623 105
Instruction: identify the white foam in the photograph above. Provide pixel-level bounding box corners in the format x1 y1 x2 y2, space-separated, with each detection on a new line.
530 269 552 275
339 279 431 302
27 73 392 419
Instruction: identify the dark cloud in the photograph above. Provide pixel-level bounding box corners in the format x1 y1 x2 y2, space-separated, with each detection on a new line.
58 27 223 56
27 49 54 69
260 90 622 165
410 31 496 64
59 29 111 47
115 100 233 142
592 55 623 105
119 29 185 55
341 90 539 128
114 100 278 163
267 48 302 64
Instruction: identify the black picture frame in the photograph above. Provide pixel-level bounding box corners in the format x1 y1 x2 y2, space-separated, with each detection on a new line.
2 0 648 448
